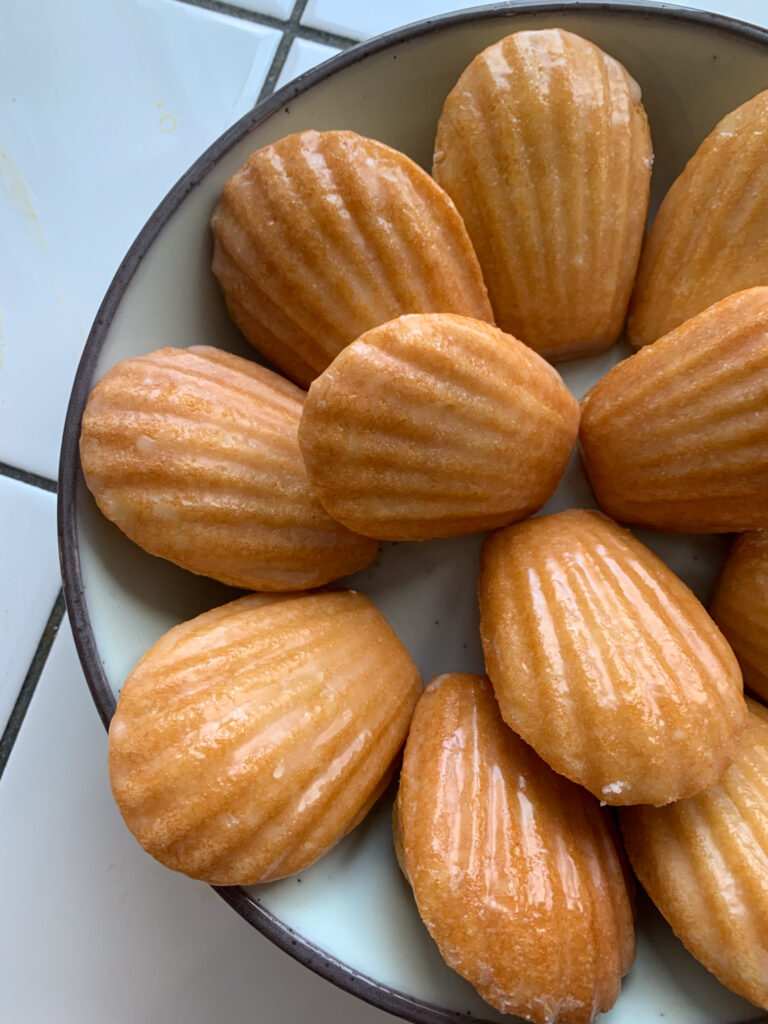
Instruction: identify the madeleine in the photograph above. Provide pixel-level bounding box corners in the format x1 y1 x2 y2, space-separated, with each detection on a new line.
298 313 579 541
621 699 768 1011
211 129 492 387
629 88 768 348
395 673 635 1024
109 590 422 884
580 288 768 534
479 509 746 805
79 345 378 590
433 28 651 361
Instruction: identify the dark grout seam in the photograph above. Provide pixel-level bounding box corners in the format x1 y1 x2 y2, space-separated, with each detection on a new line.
172 0 361 49
0 460 57 494
0 590 66 782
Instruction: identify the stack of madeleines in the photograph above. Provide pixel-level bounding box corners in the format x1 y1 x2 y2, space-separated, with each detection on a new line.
79 26 768 1024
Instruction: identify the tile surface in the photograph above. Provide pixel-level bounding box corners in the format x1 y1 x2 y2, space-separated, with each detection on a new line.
0 0 280 480
0 623 397 1024
228 0 294 17
301 0 768 41
276 36 342 89
0 477 58 737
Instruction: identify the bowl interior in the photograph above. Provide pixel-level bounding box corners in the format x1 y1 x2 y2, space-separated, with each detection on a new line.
64 4 768 1023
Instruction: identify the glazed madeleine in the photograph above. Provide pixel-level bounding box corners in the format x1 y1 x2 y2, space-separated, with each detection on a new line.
433 28 651 362
710 532 768 704
298 313 579 541
621 699 768 1011
479 509 746 806
109 590 422 885
395 673 635 1024
580 288 768 533
211 129 492 387
629 88 768 348
79 345 378 590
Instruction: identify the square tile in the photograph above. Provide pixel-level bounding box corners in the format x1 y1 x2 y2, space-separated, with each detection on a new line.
0 476 58 737
0 0 280 480
0 622 398 1024
276 37 341 90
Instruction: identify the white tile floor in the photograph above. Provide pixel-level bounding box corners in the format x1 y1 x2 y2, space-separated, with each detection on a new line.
3 0 768 1022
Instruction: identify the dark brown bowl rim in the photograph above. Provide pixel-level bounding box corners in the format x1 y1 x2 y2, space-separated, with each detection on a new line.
58 3 768 1022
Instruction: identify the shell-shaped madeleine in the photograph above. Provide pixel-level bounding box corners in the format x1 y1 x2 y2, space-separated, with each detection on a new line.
79 345 378 590
433 28 651 362
479 509 746 805
620 699 768 1010
629 89 768 348
580 287 768 534
109 590 422 884
210 129 492 387
297 313 579 541
395 673 635 1024
710 532 768 704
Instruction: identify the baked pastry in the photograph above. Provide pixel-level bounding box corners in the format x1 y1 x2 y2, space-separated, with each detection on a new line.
109 590 422 884
710 531 768 704
394 672 635 1024
580 287 768 533
433 27 651 362
298 313 579 540
621 698 768 1011
629 88 768 348
479 509 746 805
79 345 378 590
211 129 492 387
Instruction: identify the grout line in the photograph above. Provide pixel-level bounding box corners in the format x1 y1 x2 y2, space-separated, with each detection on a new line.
0 591 66 782
172 0 360 48
0 460 57 495
257 29 297 102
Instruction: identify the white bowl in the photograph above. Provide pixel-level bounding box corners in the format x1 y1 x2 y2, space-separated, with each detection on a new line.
59 4 768 1022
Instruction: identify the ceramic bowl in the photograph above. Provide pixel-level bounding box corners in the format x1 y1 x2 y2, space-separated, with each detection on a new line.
59 3 768 1022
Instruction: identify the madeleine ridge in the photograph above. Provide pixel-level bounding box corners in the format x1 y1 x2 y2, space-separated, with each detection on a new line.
433 28 651 362
298 313 579 541
79 345 378 590
629 88 768 348
479 510 746 805
109 590 422 885
580 288 768 534
710 532 768 704
211 129 493 387
395 673 635 1024
621 699 768 1011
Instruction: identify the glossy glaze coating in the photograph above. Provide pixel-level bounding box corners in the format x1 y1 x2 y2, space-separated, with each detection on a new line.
621 699 768 1010
629 89 768 348
433 28 651 362
298 313 579 541
580 288 768 533
395 673 635 1024
109 590 422 885
79 346 378 590
710 532 768 704
211 129 492 387
479 509 746 806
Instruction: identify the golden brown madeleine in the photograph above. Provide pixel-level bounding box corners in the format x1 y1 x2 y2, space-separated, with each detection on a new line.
580 288 768 533
79 345 378 590
710 532 768 704
395 673 635 1024
109 590 422 884
629 89 768 348
433 28 651 362
298 313 579 541
620 699 768 1011
210 129 492 387
479 509 746 805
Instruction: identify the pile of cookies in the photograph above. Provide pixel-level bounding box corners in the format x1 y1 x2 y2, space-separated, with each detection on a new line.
79 27 768 1024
